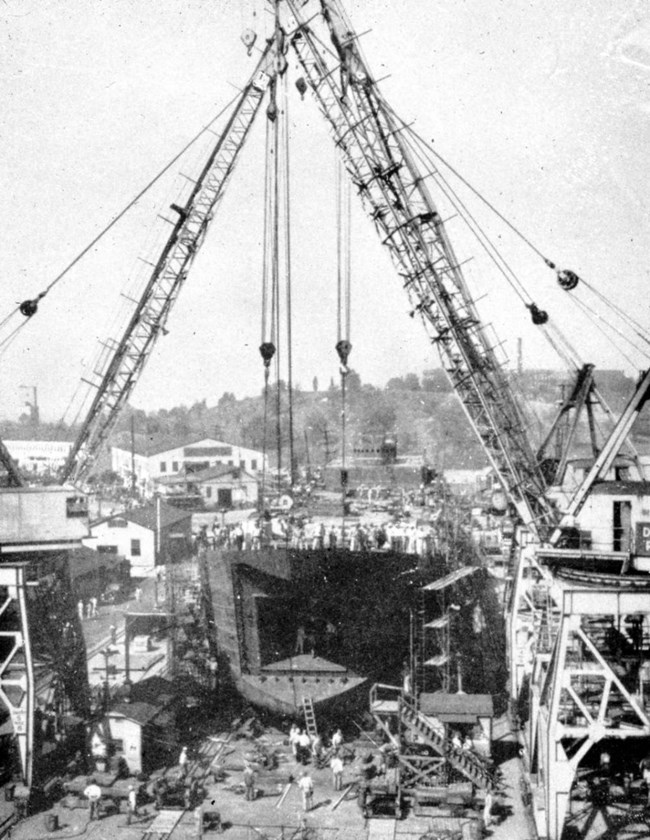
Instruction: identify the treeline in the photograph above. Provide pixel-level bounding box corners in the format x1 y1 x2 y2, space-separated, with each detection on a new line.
1 366 643 474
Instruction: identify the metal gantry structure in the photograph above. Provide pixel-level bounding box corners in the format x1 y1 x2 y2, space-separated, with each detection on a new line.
3 2 650 836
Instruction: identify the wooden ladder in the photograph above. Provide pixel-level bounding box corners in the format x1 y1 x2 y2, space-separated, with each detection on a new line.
302 696 318 738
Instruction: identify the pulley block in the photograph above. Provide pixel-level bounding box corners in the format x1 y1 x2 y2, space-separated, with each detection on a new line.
527 302 549 325
335 339 352 367
557 269 580 291
19 299 38 318
259 341 276 368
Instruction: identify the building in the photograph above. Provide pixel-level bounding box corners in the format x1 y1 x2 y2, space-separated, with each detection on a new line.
156 465 259 509
111 437 267 496
84 502 193 577
4 440 73 477
105 676 177 774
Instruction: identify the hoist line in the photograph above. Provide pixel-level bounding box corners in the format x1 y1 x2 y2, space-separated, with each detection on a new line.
261 121 274 344
272 79 283 486
391 108 650 355
280 71 296 487
25 93 242 311
0 321 24 358
571 294 645 368
578 276 650 346
403 129 584 375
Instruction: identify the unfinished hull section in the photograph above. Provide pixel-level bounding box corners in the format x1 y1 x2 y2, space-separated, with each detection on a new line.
200 547 427 715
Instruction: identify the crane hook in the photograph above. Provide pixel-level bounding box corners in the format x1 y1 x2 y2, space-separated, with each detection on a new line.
527 302 549 325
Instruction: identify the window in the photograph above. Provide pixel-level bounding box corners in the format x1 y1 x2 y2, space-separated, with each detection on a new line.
251 460 257 471
172 461 179 472
160 461 167 473
97 545 118 554
240 460 245 468
130 539 141 557
228 460 233 466
66 496 88 518
206 487 212 499
108 518 128 529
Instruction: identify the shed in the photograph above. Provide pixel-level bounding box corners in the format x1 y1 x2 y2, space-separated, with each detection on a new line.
419 692 494 755
106 676 177 774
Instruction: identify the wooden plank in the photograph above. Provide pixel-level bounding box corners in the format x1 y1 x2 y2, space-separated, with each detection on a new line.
331 783 353 811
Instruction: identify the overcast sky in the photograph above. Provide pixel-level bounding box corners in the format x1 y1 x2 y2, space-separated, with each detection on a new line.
2 0 650 423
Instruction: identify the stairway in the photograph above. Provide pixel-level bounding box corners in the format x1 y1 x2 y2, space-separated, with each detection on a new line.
399 698 494 790
302 696 318 738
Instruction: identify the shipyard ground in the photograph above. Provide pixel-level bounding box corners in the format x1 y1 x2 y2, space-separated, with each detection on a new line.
1 713 537 840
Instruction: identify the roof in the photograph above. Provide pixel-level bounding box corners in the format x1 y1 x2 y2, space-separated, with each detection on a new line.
92 502 192 531
590 480 650 496
109 701 161 726
189 465 256 484
262 654 349 674
114 436 260 458
419 692 494 723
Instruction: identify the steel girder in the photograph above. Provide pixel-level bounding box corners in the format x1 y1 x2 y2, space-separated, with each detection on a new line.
62 44 277 485
0 564 35 786
525 587 650 840
285 0 555 540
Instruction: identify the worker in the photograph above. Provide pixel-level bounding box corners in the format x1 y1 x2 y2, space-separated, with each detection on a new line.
462 734 473 752
331 728 343 752
451 731 462 751
243 762 256 801
641 757 650 804
483 790 493 829
297 770 314 811
295 625 306 655
298 729 311 764
179 745 189 777
126 785 137 824
311 733 324 764
330 753 344 791
84 777 102 821
289 724 300 759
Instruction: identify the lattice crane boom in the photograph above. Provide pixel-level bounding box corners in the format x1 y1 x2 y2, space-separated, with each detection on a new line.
62 44 276 485
286 0 556 538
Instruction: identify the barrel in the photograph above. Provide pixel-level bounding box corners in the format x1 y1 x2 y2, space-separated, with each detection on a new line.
44 813 59 832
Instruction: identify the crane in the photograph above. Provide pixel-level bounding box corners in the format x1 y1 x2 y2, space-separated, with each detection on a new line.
57 0 558 544
60 42 276 485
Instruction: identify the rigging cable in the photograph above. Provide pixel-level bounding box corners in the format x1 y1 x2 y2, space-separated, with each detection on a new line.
280 69 296 489
417 132 650 354
259 85 278 513
387 106 650 359
335 152 353 519
0 94 241 352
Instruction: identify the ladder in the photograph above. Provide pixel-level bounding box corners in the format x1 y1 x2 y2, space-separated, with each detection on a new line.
302 696 318 738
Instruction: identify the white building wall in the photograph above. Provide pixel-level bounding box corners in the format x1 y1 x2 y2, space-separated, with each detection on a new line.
577 491 650 553
84 519 156 577
5 440 72 476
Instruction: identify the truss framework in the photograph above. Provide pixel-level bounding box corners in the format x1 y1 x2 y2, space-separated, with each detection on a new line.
285 0 554 538
62 44 276 484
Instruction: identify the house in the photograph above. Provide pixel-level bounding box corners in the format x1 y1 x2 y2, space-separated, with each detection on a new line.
105 676 178 774
156 465 259 509
111 437 267 496
84 501 193 577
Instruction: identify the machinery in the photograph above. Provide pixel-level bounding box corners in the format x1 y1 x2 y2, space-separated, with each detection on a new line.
3 2 650 835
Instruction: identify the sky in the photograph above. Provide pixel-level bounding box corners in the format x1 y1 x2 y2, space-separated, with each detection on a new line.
2 0 650 423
